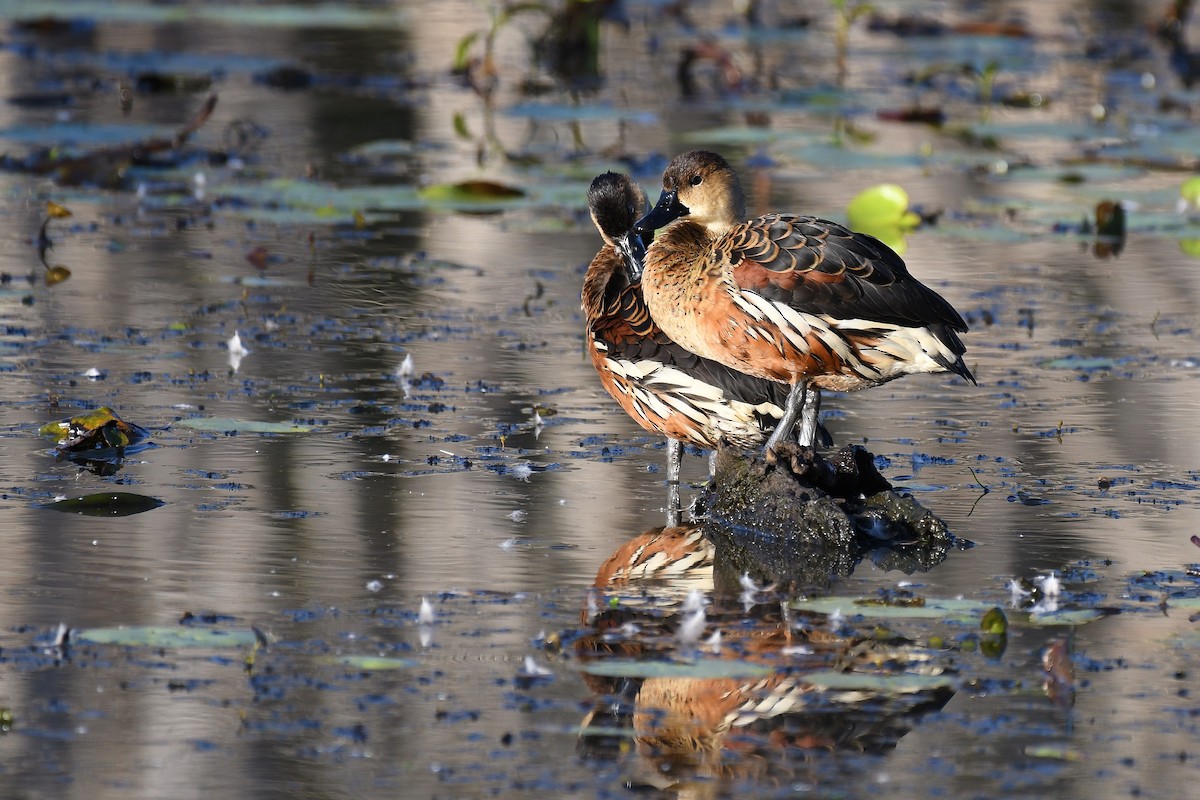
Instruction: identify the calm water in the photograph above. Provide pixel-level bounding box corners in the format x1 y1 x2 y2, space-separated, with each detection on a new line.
2 1 1200 797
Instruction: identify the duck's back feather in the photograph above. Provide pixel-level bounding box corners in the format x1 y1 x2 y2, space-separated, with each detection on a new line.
724 214 969 336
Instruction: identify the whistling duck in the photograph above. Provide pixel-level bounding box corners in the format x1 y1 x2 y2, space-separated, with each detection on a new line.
633 150 974 450
583 171 829 517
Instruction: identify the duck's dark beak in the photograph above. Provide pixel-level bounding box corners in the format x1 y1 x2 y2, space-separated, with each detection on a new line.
615 231 645 282
634 190 688 237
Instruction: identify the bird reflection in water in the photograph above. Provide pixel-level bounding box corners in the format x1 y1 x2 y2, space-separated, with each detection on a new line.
574 524 955 794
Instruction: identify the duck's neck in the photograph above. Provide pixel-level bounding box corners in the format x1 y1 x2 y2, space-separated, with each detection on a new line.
581 245 625 313
646 220 714 274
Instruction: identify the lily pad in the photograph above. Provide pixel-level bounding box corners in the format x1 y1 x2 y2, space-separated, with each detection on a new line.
802 670 956 692
504 102 656 125
579 658 775 680
40 492 164 516
76 625 259 648
1039 355 1119 371
1021 608 1111 626
791 596 994 620
176 417 313 434
324 655 420 670
0 2 406 29
418 180 525 204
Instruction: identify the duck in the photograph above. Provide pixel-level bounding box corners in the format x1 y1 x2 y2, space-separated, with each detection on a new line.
632 150 975 451
582 171 830 519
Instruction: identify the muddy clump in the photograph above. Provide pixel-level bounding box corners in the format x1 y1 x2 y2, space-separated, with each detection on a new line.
695 443 968 590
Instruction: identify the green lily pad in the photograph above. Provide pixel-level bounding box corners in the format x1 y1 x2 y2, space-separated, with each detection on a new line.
802 670 955 693
1039 356 1118 371
579 658 775 680
324 655 420 670
504 102 656 124
790 596 994 620
0 1 406 29
1024 744 1085 761
1020 607 1111 626
176 417 313 434
76 625 260 648
1182 176 1200 209
40 492 164 516
846 183 920 232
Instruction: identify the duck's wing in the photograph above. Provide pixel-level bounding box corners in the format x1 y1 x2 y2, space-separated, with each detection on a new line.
723 214 969 334
590 283 792 412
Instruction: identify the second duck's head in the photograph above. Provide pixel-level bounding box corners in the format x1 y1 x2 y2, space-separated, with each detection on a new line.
634 150 746 239
587 171 649 281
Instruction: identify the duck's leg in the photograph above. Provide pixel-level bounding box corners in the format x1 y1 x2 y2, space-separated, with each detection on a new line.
666 437 682 527
764 379 808 452
797 386 822 448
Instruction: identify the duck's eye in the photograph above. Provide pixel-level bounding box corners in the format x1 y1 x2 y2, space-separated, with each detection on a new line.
689 174 703 187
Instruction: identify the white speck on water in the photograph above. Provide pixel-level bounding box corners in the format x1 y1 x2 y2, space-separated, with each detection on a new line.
703 630 722 654
365 580 383 593
520 656 552 677
418 597 435 625
1007 578 1031 605
781 644 814 656
682 589 706 615
510 463 533 482
1036 571 1061 598
83 367 103 380
507 509 527 522
228 331 249 372
500 537 519 550
677 606 706 645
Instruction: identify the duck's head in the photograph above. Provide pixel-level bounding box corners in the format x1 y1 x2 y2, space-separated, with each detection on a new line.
634 150 746 239
587 171 649 281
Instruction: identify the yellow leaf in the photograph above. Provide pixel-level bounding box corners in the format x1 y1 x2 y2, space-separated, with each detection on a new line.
45 201 72 219
44 265 71 285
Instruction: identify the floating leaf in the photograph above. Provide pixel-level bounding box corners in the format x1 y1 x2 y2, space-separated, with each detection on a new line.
1182 176 1200 210
324 655 419 670
418 180 525 203
579 658 775 680
4 2 406 30
802 670 955 692
45 200 72 218
44 265 71 285
1024 744 1084 761
40 407 151 447
980 606 1008 634
791 596 993 620
40 492 165 516
1021 608 1110 626
76 626 259 648
176 417 313 434
504 102 656 124
1039 355 1118 371
846 183 920 232
0 708 12 731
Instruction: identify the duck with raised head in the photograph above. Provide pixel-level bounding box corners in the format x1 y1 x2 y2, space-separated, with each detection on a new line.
583 171 827 518
632 150 975 451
